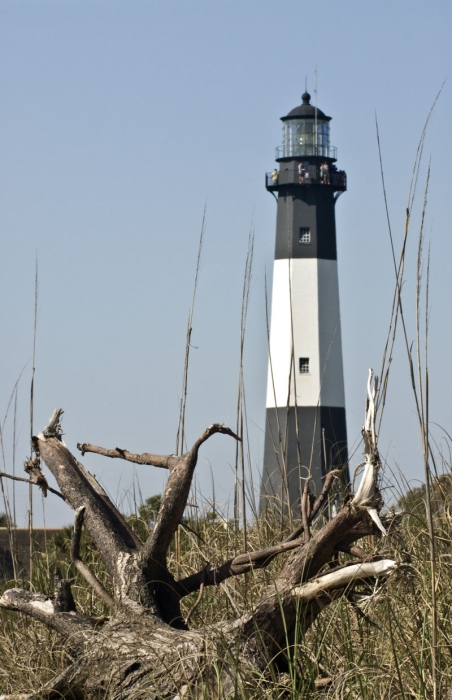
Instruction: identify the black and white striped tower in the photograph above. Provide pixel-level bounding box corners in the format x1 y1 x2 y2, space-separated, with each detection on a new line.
261 92 349 513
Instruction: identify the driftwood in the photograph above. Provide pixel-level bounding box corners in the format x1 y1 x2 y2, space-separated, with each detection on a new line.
0 372 398 698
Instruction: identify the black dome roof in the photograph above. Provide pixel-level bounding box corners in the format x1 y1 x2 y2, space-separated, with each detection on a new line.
281 92 331 122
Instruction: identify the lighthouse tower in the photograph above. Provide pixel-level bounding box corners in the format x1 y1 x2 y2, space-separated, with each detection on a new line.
261 92 349 513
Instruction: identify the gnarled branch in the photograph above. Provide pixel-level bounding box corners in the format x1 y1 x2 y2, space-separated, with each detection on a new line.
178 536 305 595
76 424 238 472
77 442 178 470
142 424 240 574
188 423 240 454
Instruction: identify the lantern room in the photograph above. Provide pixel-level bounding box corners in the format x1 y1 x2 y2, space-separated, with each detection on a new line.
277 92 334 160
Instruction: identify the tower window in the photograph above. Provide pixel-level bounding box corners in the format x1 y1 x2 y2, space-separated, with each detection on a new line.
299 358 310 373
299 227 311 244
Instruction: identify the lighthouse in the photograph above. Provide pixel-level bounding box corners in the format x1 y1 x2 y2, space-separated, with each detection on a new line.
260 92 349 514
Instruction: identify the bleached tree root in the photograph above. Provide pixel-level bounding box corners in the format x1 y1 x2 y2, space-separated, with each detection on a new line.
293 559 397 600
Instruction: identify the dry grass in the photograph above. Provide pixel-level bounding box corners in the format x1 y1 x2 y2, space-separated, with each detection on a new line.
1 493 452 698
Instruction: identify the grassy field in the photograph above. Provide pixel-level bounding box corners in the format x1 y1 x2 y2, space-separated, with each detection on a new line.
0 484 450 699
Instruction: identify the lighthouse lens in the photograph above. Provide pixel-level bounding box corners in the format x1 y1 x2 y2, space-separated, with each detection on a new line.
282 119 330 157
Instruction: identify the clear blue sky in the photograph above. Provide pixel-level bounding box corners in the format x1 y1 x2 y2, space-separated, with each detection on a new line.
0 0 451 526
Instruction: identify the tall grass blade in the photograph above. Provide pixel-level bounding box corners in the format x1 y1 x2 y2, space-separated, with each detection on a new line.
235 226 254 553
176 207 206 456
29 256 39 582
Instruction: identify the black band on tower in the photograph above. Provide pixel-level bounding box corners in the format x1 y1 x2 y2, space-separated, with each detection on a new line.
260 406 348 512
